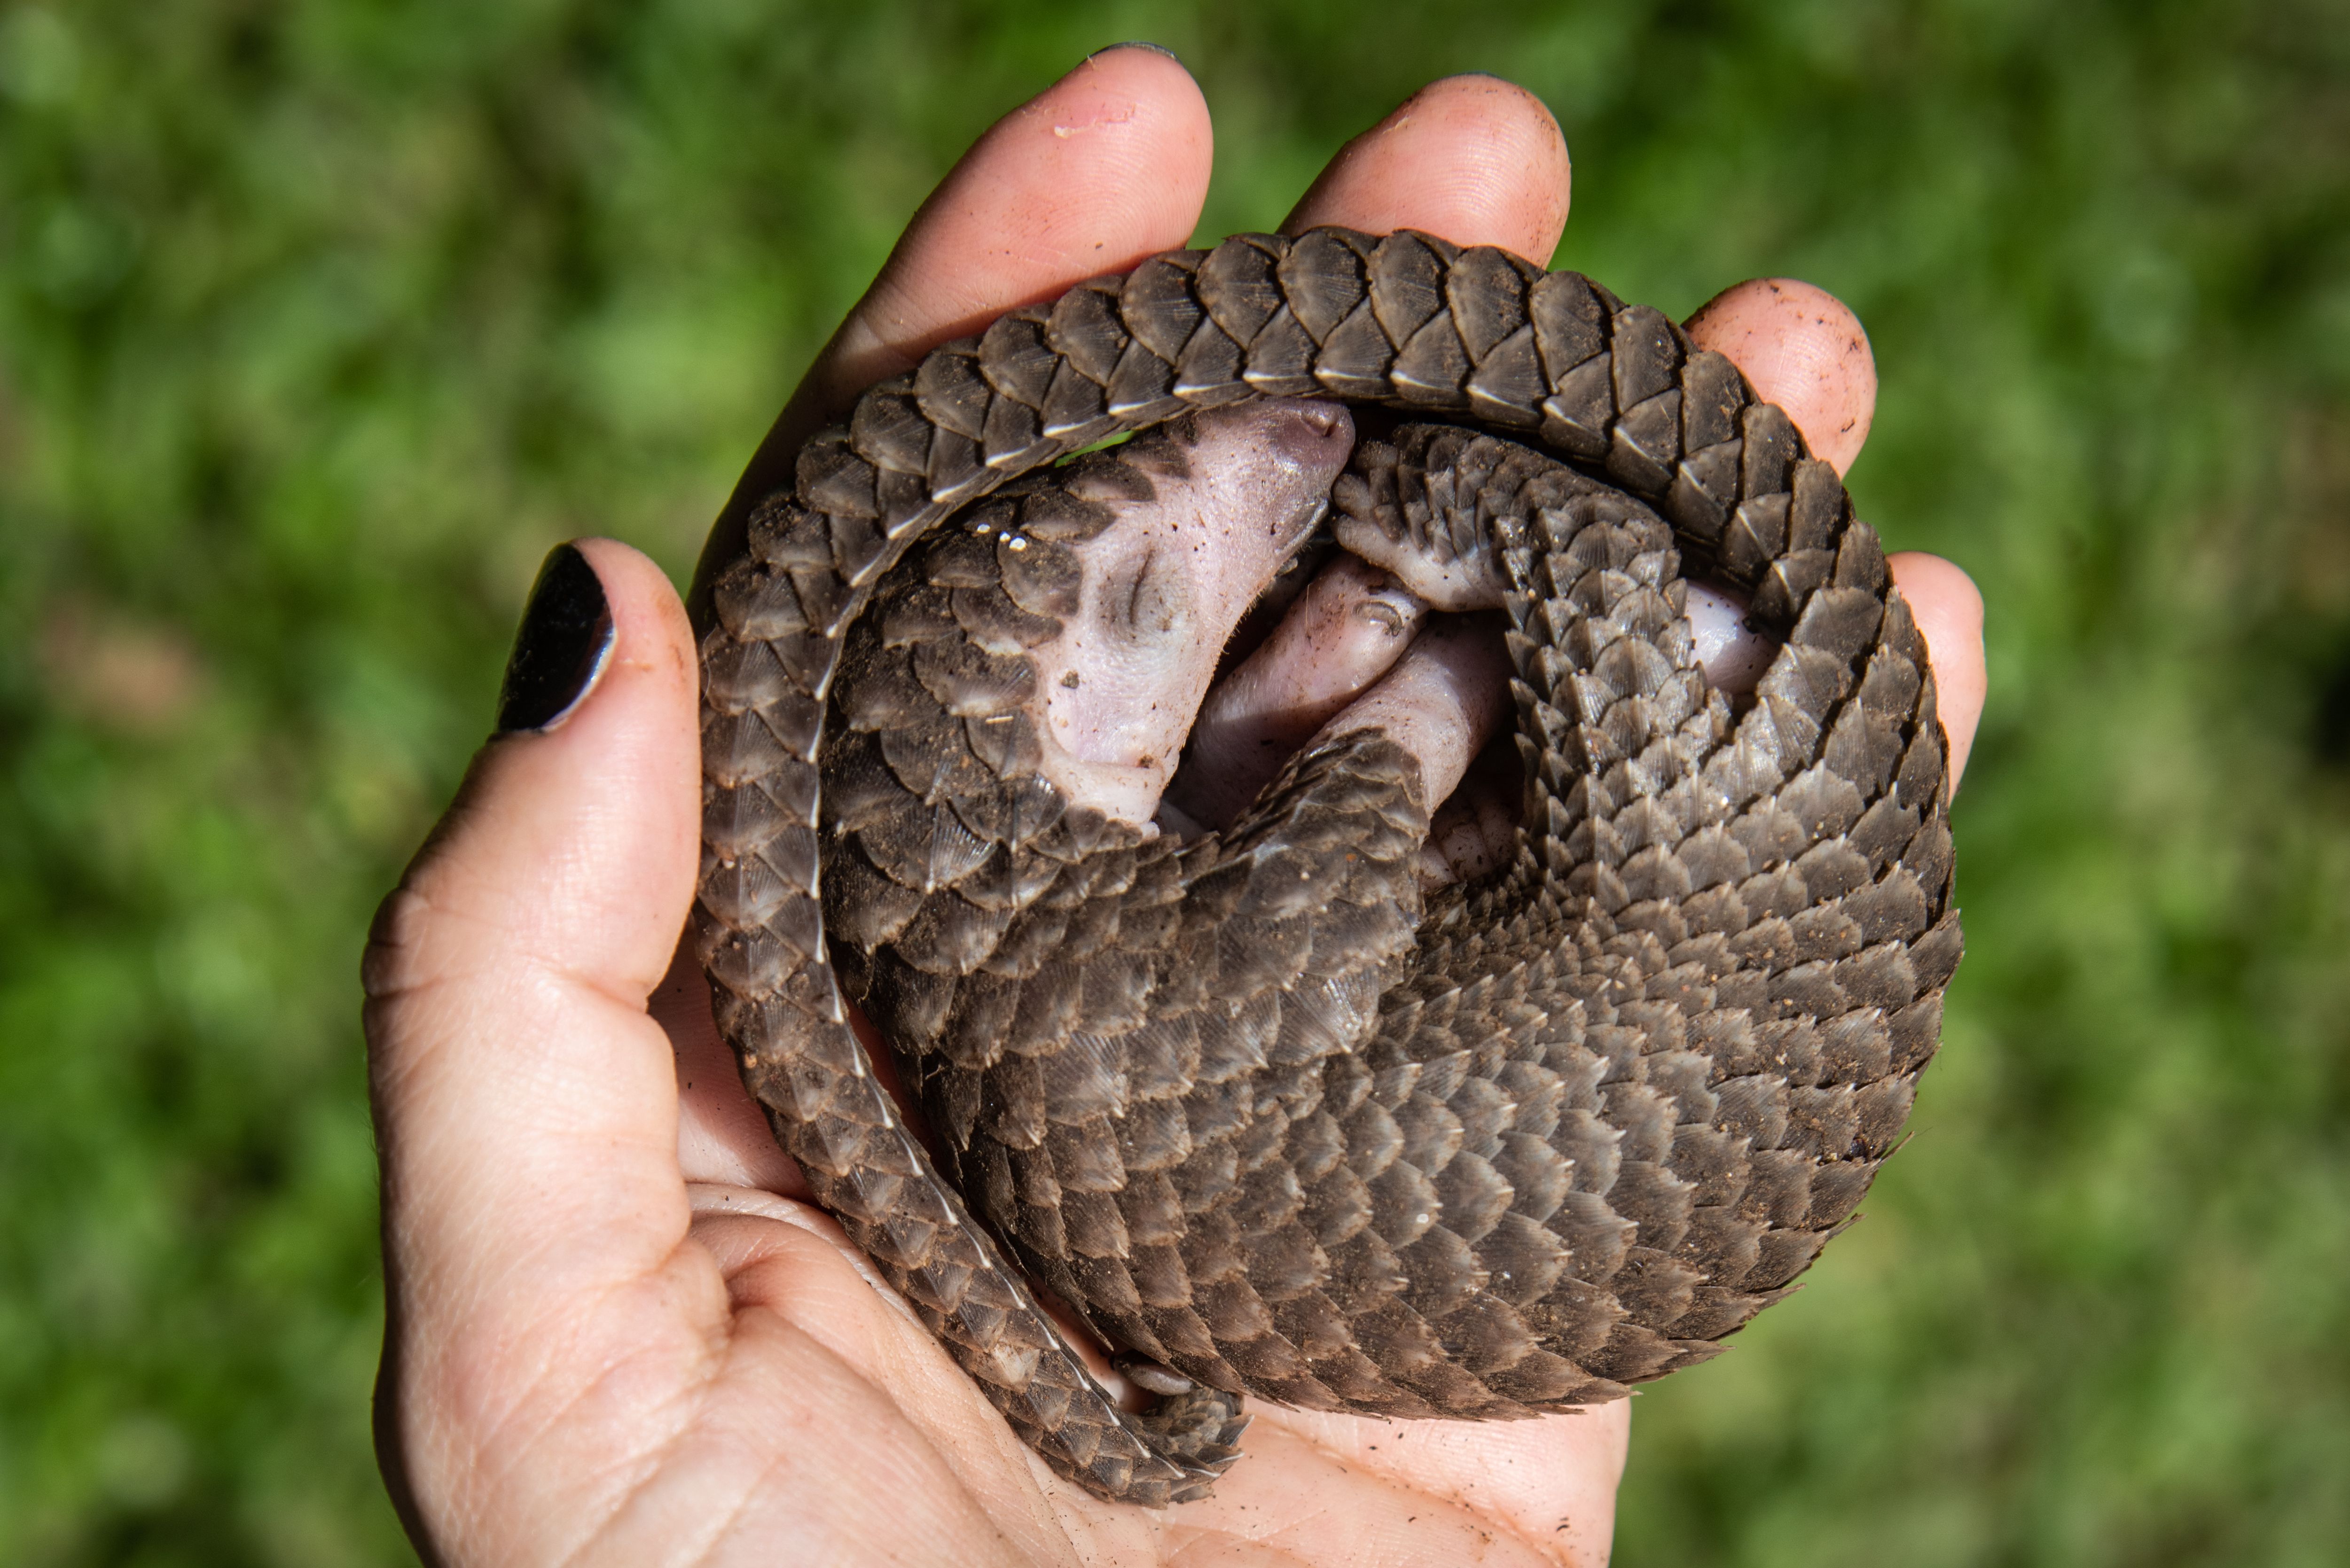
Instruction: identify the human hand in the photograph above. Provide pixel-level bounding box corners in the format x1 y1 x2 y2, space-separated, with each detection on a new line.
366 48 1986 1566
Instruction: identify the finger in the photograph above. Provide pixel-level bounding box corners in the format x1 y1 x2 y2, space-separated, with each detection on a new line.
659 943 803 1193
697 45 1213 609
1888 551 1986 790
366 539 701 1314
1683 287 1982 788
1282 73 1571 259
662 943 931 1196
1686 277 1877 476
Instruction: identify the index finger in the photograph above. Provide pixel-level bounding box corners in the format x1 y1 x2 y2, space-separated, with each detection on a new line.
1283 74 1572 260
692 45 1212 614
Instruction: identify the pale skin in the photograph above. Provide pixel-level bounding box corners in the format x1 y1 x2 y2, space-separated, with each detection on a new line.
365 48 1987 1568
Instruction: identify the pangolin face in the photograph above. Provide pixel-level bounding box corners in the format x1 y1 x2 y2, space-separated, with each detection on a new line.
1024 398 1354 827
1010 394 1780 853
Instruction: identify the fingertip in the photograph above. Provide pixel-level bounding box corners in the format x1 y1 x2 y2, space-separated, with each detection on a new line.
1073 39 1204 112
1687 278 1877 476
391 538 700 1000
1888 551 1985 792
836 46 1211 389
1022 39 1213 203
494 543 615 735
366 539 707 1340
1083 39 1184 66
571 537 698 720
1283 74 1570 261
699 48 1214 617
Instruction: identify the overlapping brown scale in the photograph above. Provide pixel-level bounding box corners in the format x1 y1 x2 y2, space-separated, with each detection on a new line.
693 226 1960 1504
1366 418 1956 1367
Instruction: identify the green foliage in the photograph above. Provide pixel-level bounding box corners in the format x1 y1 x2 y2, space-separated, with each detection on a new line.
3 1 2346 1561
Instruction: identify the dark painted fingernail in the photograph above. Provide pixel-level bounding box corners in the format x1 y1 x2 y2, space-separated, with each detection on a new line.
496 544 614 733
1087 40 1180 64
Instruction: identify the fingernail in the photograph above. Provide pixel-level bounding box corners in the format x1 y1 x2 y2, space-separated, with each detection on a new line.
1086 40 1181 64
496 543 614 733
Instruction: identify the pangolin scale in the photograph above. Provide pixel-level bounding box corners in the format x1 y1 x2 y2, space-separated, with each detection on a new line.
693 226 1960 1506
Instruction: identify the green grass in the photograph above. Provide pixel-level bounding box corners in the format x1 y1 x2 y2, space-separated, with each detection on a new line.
4 1 2347 1562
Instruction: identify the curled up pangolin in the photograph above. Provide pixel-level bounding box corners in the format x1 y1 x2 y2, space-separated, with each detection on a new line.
693 227 1961 1506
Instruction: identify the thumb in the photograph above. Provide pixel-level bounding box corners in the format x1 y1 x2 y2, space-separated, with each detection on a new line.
365 538 701 1336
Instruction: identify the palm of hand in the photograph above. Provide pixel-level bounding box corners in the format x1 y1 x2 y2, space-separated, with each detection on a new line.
662 1001 1630 1563
366 48 1983 1568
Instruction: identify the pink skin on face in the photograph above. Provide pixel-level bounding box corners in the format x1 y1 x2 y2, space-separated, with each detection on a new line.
1026 398 1355 827
1029 398 1781 880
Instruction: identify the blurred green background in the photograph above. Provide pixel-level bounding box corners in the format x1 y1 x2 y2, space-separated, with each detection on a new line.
4 0 2347 1561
